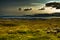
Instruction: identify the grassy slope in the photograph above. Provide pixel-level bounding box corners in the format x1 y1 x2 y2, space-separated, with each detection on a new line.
0 18 60 40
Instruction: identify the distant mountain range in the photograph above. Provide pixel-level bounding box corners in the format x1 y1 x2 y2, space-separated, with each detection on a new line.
22 12 60 17
0 13 60 18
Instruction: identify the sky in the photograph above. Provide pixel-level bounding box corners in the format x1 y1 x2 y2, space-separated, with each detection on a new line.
0 0 60 16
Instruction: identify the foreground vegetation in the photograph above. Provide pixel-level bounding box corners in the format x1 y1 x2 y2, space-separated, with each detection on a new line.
0 18 60 40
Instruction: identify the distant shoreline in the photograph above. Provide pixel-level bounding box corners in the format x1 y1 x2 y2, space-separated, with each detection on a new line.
0 17 60 19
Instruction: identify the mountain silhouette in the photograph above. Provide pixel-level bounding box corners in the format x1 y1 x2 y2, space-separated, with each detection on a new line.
0 13 60 18
22 13 60 17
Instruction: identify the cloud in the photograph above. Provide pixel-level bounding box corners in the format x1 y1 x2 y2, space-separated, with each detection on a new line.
39 1 60 13
1 0 60 16
45 1 60 9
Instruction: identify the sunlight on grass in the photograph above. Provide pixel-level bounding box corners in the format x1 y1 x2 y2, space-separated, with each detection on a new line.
0 18 60 40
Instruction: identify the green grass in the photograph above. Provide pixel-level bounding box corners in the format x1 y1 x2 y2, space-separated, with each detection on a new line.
0 18 60 40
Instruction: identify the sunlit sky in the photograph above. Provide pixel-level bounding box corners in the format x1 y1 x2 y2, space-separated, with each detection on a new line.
0 0 60 16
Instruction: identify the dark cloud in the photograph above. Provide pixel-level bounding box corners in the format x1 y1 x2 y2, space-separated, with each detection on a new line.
0 0 40 8
0 0 58 7
0 0 43 2
45 2 60 9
